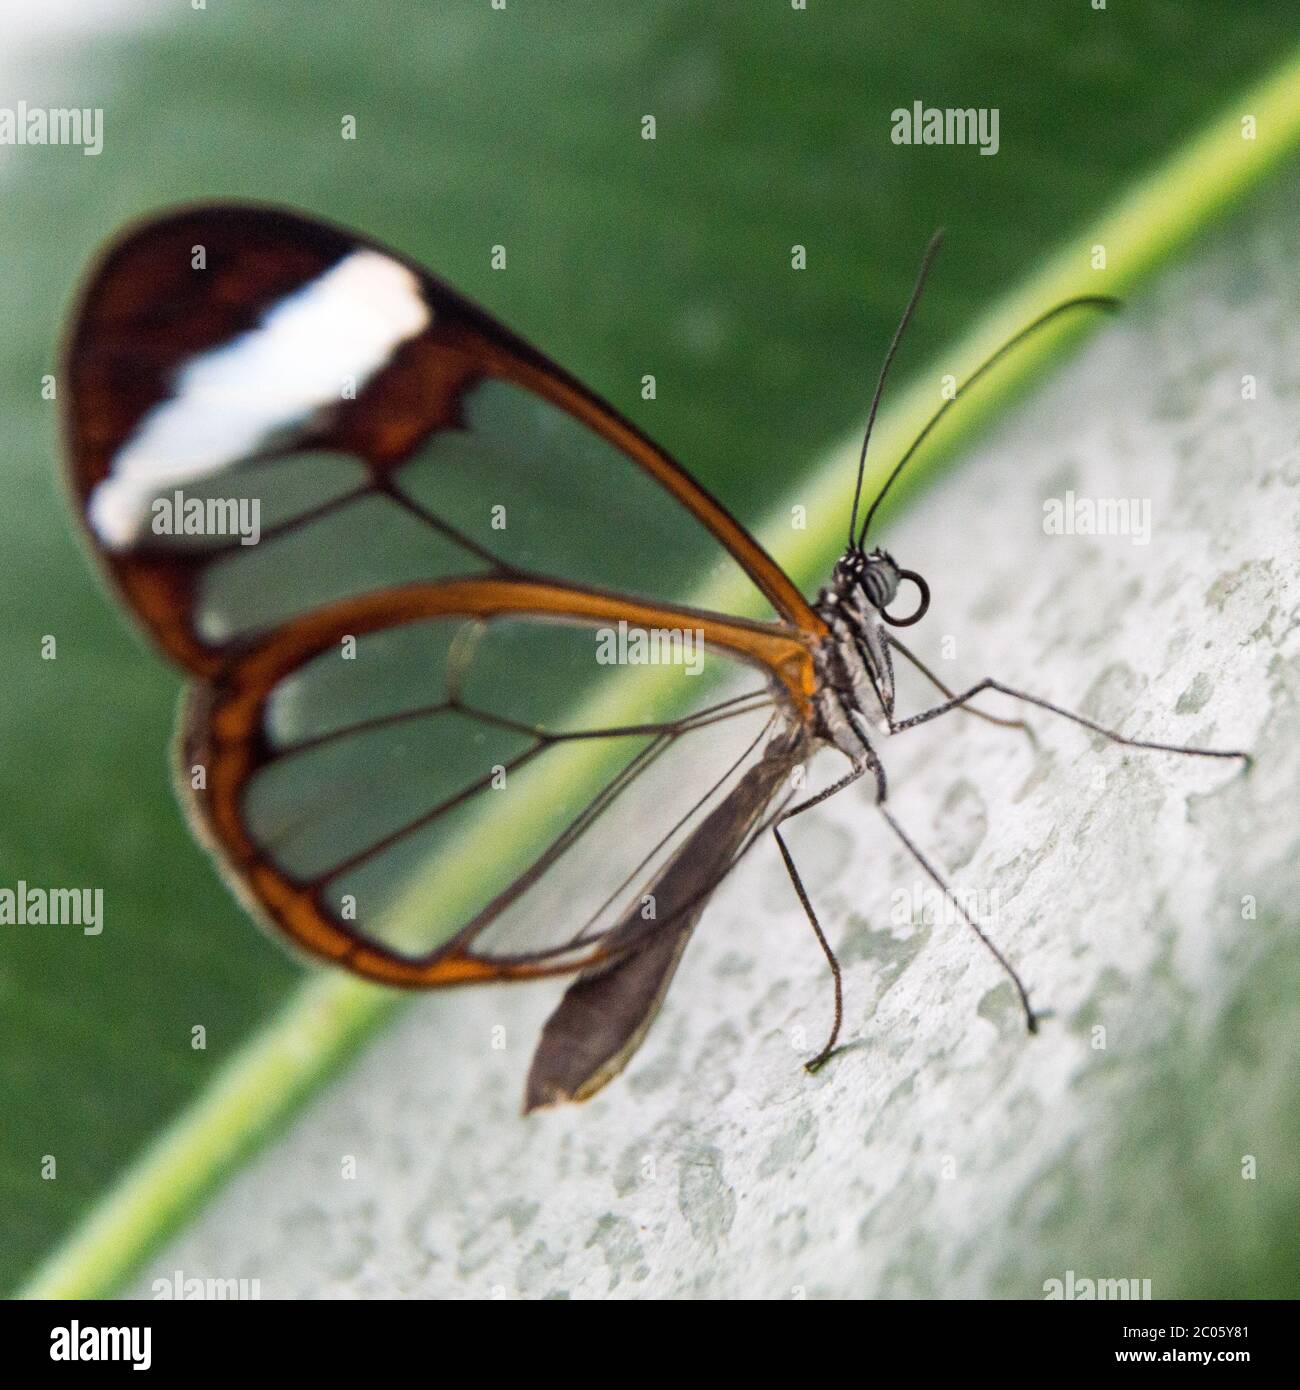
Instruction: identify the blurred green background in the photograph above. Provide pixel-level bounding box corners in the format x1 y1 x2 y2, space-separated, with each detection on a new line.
2 0 1298 1294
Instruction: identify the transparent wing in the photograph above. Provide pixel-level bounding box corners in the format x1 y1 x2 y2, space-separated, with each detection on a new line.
182 586 812 983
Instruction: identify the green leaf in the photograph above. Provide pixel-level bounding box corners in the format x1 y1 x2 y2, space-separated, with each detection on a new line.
6 3 1300 1296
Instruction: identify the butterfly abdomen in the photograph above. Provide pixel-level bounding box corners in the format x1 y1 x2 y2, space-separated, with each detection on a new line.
523 726 806 1110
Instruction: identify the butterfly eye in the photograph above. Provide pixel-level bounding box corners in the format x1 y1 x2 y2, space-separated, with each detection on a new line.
857 552 898 608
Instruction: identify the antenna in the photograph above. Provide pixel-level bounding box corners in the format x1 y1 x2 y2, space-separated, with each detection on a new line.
858 294 1120 545
845 229 945 547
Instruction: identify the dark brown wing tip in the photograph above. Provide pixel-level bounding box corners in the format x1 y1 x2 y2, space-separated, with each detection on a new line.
521 1078 575 1117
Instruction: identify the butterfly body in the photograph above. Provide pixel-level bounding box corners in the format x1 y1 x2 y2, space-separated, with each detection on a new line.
812 553 904 758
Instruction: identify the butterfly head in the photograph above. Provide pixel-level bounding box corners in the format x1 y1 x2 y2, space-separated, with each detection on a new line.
833 546 930 628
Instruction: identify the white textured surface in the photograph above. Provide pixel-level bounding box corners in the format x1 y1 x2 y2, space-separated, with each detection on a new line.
129 189 1300 1300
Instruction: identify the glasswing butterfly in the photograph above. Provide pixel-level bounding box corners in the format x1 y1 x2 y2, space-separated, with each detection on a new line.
62 205 1249 1112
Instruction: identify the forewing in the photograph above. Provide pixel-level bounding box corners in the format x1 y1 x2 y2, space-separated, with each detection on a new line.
63 203 820 675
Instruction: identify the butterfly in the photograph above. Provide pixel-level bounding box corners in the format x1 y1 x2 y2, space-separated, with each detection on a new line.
62 205 1250 1112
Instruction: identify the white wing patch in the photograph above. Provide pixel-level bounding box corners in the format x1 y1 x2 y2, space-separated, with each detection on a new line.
89 250 432 548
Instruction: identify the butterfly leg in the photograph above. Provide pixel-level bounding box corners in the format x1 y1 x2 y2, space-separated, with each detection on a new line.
853 742 1038 1035
886 635 1036 746
875 672 1247 1033
775 742 1038 1069
772 760 873 1073
888 676 1251 766
874 800 1038 1034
